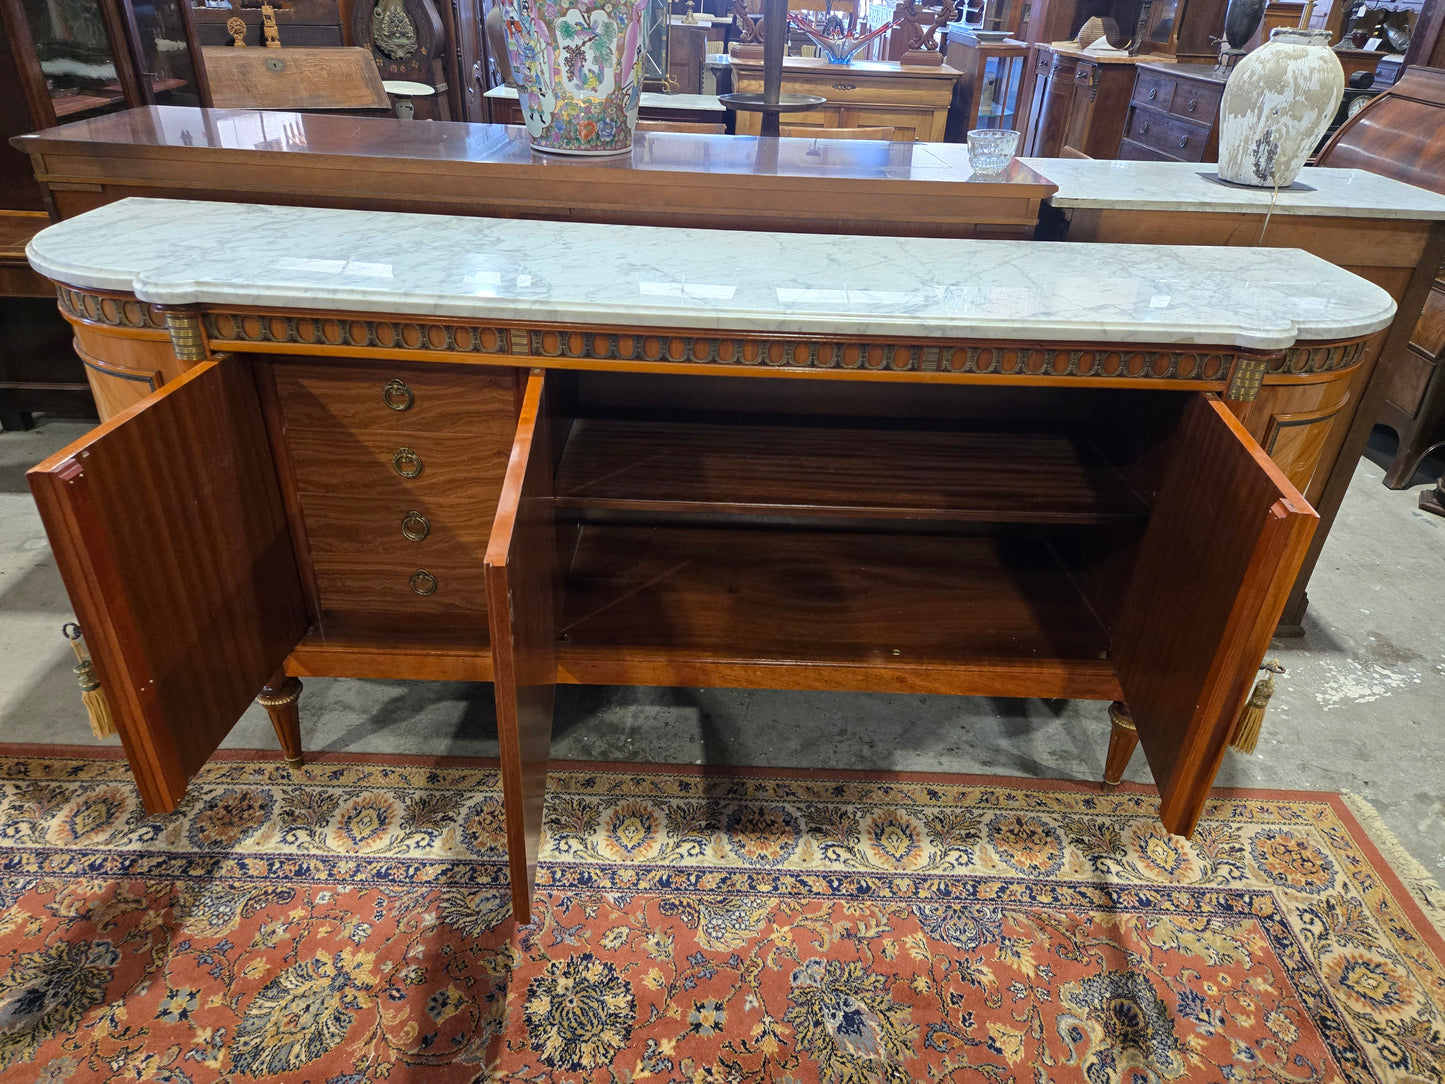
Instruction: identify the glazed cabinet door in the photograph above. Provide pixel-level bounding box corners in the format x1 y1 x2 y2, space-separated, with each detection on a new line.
1114 394 1317 837
28 358 307 813
485 370 559 922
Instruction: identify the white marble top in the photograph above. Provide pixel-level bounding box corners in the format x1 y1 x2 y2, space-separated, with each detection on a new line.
483 85 726 113
27 198 1396 350
1024 158 1445 220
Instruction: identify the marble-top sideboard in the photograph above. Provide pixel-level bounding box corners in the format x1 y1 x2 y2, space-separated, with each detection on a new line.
1024 159 1445 220
26 196 1383 921
27 198 1395 350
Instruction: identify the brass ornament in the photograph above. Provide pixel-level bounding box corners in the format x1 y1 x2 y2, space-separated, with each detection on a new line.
401 510 431 541
372 0 420 60
227 16 247 45
409 569 438 595
392 447 423 478
382 377 414 411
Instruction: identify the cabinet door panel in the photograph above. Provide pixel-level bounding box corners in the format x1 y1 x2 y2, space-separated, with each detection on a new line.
485 371 559 922
1114 394 1316 836
28 359 307 812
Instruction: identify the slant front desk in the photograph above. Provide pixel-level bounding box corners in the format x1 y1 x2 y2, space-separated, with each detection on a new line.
26 200 1395 920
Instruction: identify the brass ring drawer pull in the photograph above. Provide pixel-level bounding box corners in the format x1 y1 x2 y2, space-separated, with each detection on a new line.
392 447 423 478
401 510 431 542
383 378 414 411
1147 87 1157 100
1187 98 1198 112
1140 121 1149 134
410 569 437 596
1178 136 1188 148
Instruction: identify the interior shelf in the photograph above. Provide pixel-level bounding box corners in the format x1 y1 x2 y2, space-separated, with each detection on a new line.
555 524 1122 698
554 419 1149 525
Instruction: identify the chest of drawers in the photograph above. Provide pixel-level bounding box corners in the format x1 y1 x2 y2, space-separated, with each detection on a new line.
1119 63 1226 163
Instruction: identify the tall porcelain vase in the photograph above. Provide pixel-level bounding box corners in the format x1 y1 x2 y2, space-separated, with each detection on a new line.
1217 27 1344 188
500 0 649 155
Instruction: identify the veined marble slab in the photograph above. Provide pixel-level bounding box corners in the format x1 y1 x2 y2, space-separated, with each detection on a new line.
28 198 1396 350
1025 158 1445 220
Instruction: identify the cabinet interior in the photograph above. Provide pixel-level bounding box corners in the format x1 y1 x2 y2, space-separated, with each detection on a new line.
541 370 1190 696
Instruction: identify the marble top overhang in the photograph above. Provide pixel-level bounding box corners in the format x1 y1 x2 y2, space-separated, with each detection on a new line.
28 198 1396 351
1025 158 1445 221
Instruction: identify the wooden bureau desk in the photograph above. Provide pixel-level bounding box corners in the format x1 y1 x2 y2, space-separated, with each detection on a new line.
25 199 1394 920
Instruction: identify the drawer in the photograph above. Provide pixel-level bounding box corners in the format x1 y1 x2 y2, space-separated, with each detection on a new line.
1409 284 1445 360
301 493 497 619
284 425 513 503
1123 106 1210 162
1132 68 1175 109
1117 136 1179 162
1384 348 1434 417
272 359 518 438
1166 80 1222 122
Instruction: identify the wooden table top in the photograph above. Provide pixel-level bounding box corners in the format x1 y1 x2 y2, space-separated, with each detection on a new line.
18 106 1051 189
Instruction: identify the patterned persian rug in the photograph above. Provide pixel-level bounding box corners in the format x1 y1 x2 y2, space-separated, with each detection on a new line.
0 750 1442 1083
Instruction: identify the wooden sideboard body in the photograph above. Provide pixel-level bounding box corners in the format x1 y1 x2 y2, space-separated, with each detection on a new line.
1317 67 1445 490
1036 157 1445 629
729 57 960 141
23 200 1395 921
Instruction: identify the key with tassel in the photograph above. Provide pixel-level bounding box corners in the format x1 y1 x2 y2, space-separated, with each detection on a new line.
63 623 116 740
1231 658 1285 755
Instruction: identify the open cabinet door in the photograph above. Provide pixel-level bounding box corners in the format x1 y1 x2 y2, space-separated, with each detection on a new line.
28 359 308 813
485 371 558 922
1114 394 1317 837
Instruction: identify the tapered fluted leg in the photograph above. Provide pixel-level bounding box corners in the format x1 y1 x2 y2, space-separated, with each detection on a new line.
257 670 304 768
1102 701 1137 789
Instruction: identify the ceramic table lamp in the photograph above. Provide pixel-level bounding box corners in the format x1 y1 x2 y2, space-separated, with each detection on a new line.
1217 27 1344 188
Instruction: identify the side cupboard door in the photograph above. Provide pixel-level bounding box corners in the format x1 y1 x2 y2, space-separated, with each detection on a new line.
1114 394 1318 838
28 358 308 814
485 370 558 922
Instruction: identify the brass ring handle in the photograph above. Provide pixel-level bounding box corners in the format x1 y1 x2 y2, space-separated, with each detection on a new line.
1140 121 1149 134
1178 136 1188 148
392 447 423 478
410 569 437 596
383 378 414 411
401 510 430 542
1147 87 1157 100
1187 98 1197 112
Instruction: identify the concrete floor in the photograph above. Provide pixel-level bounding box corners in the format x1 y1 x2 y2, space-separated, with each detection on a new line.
2 416 1442 879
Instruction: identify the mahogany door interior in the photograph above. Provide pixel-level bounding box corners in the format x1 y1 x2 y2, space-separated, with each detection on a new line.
1114 393 1318 837
28 358 308 812
485 370 560 922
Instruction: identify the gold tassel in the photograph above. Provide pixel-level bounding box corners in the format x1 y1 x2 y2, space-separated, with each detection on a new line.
63 623 115 740
1231 659 1285 755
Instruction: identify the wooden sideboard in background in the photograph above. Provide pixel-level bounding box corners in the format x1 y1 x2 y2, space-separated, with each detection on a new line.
1317 67 1445 492
729 56 961 141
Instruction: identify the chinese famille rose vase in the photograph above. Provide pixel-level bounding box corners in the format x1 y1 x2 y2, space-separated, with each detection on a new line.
500 0 649 155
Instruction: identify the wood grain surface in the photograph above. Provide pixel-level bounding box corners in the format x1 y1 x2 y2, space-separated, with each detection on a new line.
28 359 307 812
485 372 558 923
1114 394 1316 836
